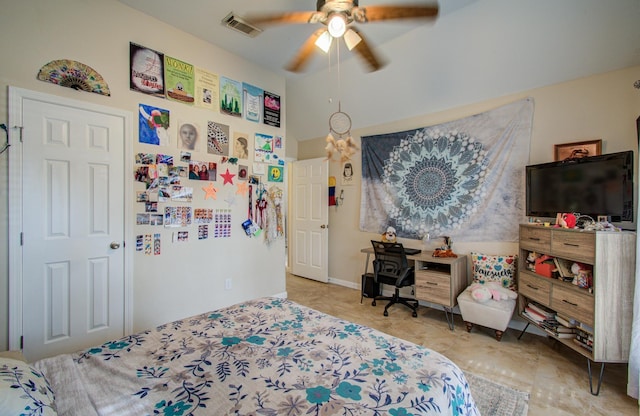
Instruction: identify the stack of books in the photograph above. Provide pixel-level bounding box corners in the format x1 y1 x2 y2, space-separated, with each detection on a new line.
550 313 578 339
574 324 593 352
523 301 555 324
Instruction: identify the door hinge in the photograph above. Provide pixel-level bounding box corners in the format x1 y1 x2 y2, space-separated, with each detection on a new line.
20 232 23 246
20 336 23 349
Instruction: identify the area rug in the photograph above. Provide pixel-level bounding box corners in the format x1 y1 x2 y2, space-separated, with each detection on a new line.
465 372 530 416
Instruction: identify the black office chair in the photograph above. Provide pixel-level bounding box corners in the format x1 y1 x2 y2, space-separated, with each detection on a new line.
370 240 419 317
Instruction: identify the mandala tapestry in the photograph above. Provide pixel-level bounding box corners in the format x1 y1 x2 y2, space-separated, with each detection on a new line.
360 98 534 242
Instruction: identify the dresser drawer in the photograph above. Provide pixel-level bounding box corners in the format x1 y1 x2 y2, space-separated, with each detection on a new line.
415 270 451 306
551 285 594 327
519 272 551 305
520 226 551 253
551 231 595 264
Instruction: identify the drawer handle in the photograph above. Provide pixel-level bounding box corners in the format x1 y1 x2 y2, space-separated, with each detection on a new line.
526 284 539 291
426 282 438 286
563 243 580 248
562 299 578 307
529 237 541 241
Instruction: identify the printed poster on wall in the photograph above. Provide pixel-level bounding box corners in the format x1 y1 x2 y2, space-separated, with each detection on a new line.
130 43 165 98
164 55 195 104
220 76 242 118
243 82 263 123
194 66 219 112
263 90 281 128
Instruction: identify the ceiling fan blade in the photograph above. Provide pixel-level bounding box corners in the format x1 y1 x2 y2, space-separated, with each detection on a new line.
245 11 323 26
354 4 439 23
285 28 327 73
351 30 386 72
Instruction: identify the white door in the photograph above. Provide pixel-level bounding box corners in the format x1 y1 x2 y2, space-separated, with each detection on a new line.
9 87 131 362
291 158 328 282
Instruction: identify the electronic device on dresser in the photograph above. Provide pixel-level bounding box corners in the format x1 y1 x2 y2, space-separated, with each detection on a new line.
525 150 634 229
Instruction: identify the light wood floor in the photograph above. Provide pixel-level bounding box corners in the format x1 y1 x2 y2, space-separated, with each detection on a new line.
286 273 638 416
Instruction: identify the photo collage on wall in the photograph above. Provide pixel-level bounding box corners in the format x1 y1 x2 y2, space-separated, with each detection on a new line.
130 42 285 255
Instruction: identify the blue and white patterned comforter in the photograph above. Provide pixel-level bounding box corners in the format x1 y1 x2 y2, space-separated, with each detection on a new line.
35 297 479 415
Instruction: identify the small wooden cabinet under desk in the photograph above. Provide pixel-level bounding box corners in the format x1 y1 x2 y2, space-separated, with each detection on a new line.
411 252 468 314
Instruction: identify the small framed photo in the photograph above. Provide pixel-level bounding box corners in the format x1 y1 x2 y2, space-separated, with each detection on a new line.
553 139 602 161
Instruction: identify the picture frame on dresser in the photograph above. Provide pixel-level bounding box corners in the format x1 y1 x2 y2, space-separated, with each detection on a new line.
553 139 602 161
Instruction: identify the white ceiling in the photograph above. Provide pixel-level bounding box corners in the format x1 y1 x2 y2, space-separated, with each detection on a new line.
118 0 640 141
118 0 465 77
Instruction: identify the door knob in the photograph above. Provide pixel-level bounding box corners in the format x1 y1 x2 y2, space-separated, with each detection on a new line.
110 242 121 249
320 224 327 229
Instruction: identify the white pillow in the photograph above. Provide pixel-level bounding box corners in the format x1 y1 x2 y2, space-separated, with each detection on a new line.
0 357 57 415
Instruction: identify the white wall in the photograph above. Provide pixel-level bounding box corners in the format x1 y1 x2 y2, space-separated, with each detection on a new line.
299 66 640 289
0 0 288 349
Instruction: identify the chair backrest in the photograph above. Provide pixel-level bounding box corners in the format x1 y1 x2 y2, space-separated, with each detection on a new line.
371 240 413 285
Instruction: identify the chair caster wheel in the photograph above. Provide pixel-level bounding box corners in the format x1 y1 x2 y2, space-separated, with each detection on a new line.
412 312 418 317
372 300 377 306
383 310 389 316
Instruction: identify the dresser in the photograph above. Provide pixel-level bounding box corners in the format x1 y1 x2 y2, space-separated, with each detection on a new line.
517 224 636 395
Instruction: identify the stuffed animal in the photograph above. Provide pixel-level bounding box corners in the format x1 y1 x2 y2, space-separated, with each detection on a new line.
381 226 397 243
469 282 517 303
555 212 577 229
526 251 539 271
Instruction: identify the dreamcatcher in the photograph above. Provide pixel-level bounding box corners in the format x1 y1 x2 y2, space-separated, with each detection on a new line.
37 59 110 96
325 101 358 162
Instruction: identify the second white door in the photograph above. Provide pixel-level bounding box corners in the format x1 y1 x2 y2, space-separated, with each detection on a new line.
291 158 328 282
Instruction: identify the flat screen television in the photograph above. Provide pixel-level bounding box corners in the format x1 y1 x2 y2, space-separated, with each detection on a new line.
526 151 634 226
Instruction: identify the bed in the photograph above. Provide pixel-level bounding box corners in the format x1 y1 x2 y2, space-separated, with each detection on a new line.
4 297 479 415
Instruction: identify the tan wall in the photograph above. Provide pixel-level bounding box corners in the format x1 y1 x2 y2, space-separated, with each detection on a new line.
298 66 640 289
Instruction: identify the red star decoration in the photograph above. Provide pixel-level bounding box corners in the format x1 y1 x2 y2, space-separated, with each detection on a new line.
236 181 249 196
220 168 236 185
202 182 218 200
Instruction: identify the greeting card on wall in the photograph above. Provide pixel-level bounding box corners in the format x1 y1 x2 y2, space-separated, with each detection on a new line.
220 76 242 118
139 104 170 146
264 90 281 128
207 121 229 156
164 55 195 104
194 66 219 111
130 43 165 98
243 83 263 123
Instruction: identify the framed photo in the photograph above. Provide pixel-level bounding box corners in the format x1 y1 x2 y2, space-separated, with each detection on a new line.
553 139 602 161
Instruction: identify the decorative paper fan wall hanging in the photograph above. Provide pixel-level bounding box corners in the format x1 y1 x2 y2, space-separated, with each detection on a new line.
37 59 110 96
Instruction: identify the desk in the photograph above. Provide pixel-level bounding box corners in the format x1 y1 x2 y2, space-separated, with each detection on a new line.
360 247 468 330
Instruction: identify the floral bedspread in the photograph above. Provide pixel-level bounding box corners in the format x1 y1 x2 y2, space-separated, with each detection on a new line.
35 297 479 415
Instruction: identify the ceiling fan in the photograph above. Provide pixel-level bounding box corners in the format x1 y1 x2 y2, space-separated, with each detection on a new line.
244 0 439 73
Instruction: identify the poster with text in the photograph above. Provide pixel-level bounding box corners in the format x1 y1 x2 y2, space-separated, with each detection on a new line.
243 83 263 123
220 76 242 118
264 90 281 127
194 66 219 112
164 55 195 104
130 43 165 98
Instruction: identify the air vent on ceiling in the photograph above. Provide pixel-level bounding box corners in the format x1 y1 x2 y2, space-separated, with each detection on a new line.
222 12 263 38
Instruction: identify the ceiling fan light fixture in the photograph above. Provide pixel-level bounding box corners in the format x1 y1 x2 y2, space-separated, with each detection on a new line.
327 14 346 38
343 29 361 50
315 30 333 53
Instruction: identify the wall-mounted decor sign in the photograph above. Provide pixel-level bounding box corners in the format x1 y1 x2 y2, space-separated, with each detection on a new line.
37 59 110 96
